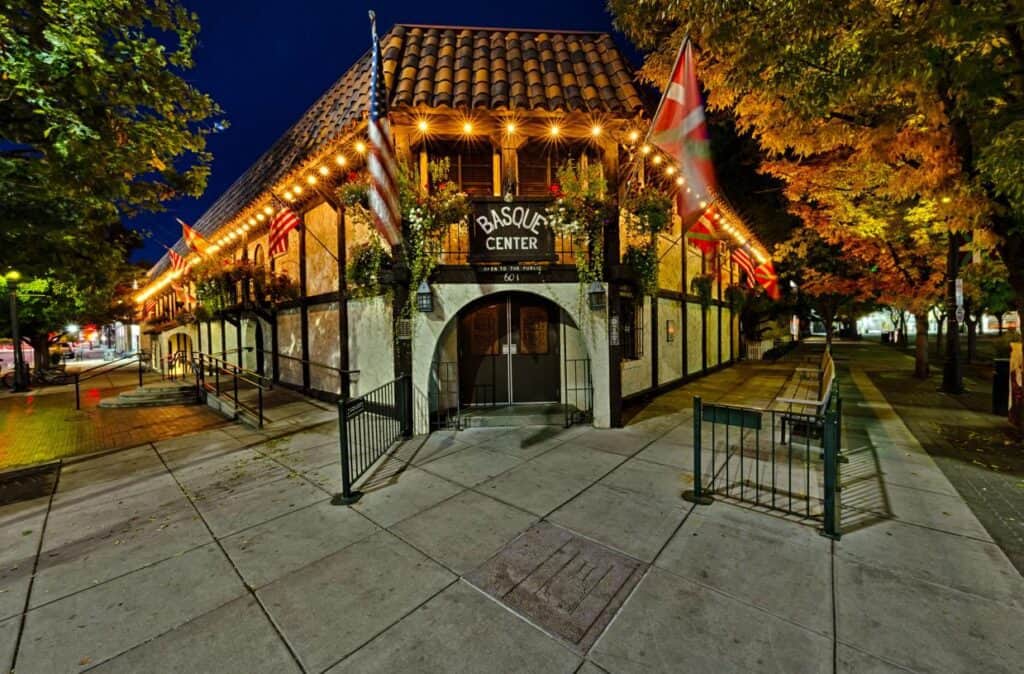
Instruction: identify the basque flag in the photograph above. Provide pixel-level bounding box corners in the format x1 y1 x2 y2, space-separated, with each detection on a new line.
650 39 717 221
366 10 402 247
178 219 210 255
754 261 781 300
269 206 301 257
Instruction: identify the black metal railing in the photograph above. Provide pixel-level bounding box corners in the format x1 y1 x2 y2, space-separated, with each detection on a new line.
192 352 272 428
684 384 843 539
430 361 460 430
334 374 412 504
563 357 592 427
73 351 149 410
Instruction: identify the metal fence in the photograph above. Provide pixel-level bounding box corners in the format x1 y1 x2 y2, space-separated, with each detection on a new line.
334 374 412 504
563 357 592 427
684 390 842 538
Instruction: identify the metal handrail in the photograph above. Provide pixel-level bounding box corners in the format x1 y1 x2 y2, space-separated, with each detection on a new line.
191 351 272 428
263 349 359 377
74 351 149 410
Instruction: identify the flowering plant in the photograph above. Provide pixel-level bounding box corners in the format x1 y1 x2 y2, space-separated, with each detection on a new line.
545 160 612 285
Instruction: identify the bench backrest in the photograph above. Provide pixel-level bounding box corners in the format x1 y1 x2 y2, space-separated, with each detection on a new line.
816 353 836 413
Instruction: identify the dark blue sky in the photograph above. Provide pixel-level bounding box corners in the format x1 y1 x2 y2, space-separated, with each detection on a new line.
131 0 639 263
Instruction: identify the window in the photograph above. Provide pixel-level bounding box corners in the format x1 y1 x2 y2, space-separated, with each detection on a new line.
620 292 644 360
517 141 602 197
422 140 494 197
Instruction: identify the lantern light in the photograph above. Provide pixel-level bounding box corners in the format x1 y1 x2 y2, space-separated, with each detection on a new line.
415 281 434 313
505 121 516 134
417 119 429 132
586 281 607 311
462 121 473 134
591 124 602 137
549 124 561 137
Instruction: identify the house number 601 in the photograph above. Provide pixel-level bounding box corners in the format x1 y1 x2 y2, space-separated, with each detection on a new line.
503 273 520 282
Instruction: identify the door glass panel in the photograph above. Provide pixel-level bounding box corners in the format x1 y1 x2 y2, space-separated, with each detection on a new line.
519 306 549 354
469 305 499 355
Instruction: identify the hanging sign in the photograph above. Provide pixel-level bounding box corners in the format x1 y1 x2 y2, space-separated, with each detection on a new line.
468 199 556 263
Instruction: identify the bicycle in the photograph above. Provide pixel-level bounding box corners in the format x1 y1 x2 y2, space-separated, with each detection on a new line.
1 363 72 389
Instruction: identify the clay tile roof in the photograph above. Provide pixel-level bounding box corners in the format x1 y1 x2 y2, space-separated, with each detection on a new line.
151 24 643 276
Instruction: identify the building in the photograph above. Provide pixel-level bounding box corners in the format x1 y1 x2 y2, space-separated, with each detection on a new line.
134 24 769 432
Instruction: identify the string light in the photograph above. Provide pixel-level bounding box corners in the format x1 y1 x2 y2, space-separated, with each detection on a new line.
248 217 257 226
652 155 663 165
462 121 474 134
665 165 676 175
641 144 651 155
306 175 317 185
675 176 684 186
263 206 273 215
628 130 640 143
335 154 347 166
417 119 429 132
355 141 367 154
293 185 303 194
549 124 561 137
591 124 602 137
318 165 329 176
257 213 266 221
505 121 517 134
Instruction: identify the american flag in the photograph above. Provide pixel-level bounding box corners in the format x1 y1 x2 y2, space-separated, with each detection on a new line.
143 298 156 317
269 205 301 257
366 11 402 247
732 247 757 287
168 248 187 273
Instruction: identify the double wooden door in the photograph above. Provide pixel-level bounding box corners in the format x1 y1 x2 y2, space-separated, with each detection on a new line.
458 295 560 406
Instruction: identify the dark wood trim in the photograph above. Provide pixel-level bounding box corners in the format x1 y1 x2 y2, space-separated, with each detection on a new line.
650 295 659 391
271 317 280 383
219 317 227 359
298 210 310 392
336 204 350 398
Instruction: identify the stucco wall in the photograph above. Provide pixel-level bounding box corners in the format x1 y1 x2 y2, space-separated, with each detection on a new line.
658 298 683 384
707 306 720 367
305 202 340 297
412 282 611 433
308 302 341 395
348 295 395 397
277 308 303 386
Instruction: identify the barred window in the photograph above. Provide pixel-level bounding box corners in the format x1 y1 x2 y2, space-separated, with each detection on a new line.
620 292 644 361
422 140 494 197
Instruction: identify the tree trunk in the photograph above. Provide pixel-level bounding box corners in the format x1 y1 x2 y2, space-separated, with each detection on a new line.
30 334 50 371
998 315 1004 335
898 312 909 347
914 313 930 379
935 312 944 357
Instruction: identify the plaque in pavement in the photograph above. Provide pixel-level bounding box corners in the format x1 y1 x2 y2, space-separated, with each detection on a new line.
466 522 646 653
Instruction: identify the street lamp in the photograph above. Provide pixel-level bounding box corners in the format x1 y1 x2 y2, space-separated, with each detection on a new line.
4 270 26 392
415 281 434 314
586 281 607 311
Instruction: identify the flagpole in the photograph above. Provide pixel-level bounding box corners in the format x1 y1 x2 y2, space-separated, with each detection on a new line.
643 35 691 148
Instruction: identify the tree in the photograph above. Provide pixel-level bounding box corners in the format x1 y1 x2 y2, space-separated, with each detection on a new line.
610 0 1024 338
776 227 864 347
1 0 223 279
963 255 1016 360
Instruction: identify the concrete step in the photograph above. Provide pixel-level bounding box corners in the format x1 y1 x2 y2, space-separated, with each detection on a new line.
460 404 574 428
98 385 199 409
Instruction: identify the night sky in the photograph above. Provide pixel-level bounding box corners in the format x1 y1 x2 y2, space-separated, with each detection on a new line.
130 0 639 264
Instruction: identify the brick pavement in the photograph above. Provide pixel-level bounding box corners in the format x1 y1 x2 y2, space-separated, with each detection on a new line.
0 372 227 471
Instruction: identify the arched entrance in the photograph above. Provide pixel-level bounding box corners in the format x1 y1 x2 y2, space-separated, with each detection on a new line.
457 293 560 406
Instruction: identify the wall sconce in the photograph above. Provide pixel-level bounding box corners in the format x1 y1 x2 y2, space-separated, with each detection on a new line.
415 280 434 313
586 281 606 310
666 319 676 342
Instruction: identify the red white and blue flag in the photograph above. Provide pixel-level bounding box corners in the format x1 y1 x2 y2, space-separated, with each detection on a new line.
168 248 187 273
650 39 717 221
732 247 757 288
269 205 301 257
366 11 402 247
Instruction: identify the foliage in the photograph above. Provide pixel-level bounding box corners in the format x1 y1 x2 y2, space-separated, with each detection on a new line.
622 244 658 296
399 159 471 316
690 274 713 309
962 255 1016 323
1 0 223 280
610 0 1024 330
190 258 298 312
547 160 612 288
622 185 673 237
347 239 391 298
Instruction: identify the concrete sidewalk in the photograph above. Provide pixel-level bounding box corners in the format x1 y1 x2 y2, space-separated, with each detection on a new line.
1 352 1020 672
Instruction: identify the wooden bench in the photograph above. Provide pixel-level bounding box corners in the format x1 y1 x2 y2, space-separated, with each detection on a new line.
772 349 836 442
